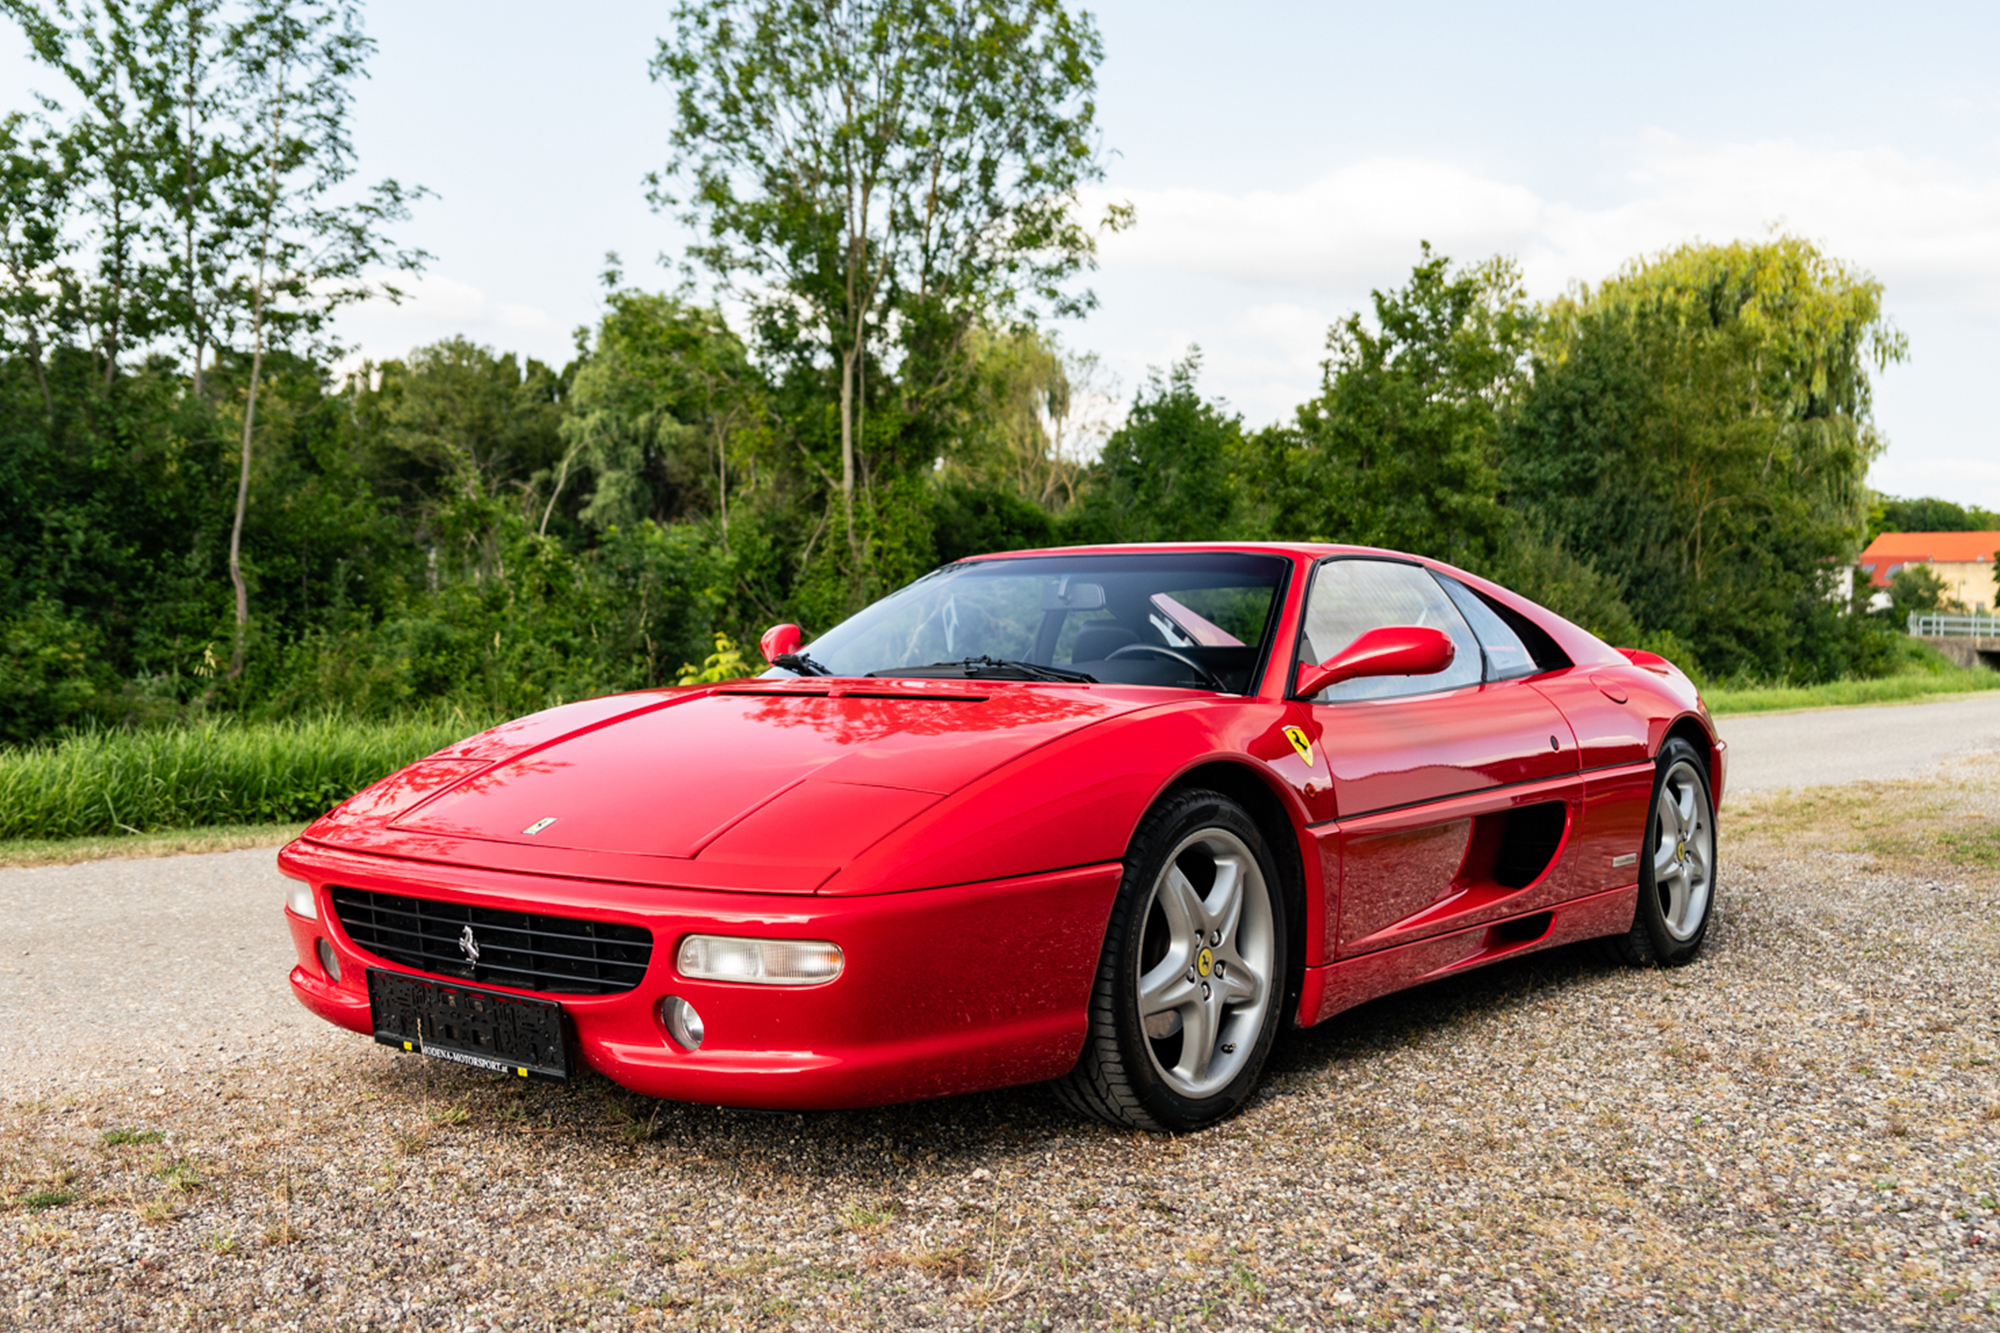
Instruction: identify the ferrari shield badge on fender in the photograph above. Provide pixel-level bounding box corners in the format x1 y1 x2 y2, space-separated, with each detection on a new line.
1282 726 1315 767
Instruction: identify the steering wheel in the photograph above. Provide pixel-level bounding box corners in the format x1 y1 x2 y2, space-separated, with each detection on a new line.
1106 643 1224 689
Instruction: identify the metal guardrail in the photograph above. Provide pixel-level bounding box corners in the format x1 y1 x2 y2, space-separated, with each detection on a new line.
1910 612 2000 638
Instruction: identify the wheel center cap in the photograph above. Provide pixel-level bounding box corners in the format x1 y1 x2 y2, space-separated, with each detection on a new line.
1196 947 1214 979
1677 840 1688 862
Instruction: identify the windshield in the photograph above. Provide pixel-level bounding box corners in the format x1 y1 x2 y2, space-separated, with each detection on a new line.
782 552 1289 693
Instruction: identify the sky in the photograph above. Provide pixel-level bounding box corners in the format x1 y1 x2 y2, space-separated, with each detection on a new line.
5 1 1999 507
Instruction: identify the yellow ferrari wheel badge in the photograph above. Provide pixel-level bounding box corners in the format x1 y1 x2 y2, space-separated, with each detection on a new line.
1197 947 1214 978
1282 725 1315 767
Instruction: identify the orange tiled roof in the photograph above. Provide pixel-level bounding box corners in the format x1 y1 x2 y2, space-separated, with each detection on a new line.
1857 531 2000 586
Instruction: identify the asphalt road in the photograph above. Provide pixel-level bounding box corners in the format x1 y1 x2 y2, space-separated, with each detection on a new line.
3 691 1997 1096
1715 689 2000 796
0 846 343 1095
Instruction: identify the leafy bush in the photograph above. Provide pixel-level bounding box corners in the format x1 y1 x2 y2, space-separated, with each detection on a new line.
0 600 114 745
248 519 732 719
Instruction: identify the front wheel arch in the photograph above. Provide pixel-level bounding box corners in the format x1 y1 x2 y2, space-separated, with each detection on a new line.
1161 761 1309 1028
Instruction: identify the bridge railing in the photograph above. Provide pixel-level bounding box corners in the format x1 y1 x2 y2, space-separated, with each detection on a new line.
1910 612 2000 638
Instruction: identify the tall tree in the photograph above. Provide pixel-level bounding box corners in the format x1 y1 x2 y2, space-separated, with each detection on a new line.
1074 350 1241 544
559 284 765 541
0 110 77 415
1253 245 1534 564
351 337 567 580
4 0 164 390
945 325 1109 512
649 0 1125 572
146 0 237 399
1507 236 1906 678
220 0 425 676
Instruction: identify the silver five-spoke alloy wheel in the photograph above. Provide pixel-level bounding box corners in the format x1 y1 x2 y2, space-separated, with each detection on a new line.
1651 757 1713 942
1134 828 1275 1100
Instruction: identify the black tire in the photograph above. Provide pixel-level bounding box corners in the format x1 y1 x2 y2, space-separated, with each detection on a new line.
1604 737 1716 967
1056 789 1289 1132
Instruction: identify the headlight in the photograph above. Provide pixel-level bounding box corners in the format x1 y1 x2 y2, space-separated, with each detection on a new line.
282 875 316 920
676 934 843 986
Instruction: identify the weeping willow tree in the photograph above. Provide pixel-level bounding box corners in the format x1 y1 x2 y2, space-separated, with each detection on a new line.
1507 236 1907 680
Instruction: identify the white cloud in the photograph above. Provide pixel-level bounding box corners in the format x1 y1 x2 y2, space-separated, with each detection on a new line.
1082 134 2000 502
338 271 565 362
1091 160 1544 294
1550 133 2000 306
1093 132 2000 310
1870 453 2000 493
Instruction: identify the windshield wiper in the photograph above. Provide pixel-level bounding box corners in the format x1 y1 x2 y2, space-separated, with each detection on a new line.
941 656 1098 683
772 651 833 677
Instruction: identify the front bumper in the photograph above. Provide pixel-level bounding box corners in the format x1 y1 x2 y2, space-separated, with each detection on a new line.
280 840 1122 1110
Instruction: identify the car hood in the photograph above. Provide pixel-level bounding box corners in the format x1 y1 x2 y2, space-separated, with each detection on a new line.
303 680 1152 891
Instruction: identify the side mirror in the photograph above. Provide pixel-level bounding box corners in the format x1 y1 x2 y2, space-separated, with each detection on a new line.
759 623 803 665
1294 625 1456 698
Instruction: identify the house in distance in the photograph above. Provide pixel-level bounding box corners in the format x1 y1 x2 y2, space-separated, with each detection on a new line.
1858 530 2000 614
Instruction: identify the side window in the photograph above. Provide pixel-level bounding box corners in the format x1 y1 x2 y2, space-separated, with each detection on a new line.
1296 559 1482 701
1434 573 1538 681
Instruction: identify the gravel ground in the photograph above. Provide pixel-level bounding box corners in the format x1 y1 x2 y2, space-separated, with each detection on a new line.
3 758 1998 1330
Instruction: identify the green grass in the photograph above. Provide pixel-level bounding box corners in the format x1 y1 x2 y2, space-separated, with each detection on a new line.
101 1128 167 1146
0 712 490 842
1706 665 2000 715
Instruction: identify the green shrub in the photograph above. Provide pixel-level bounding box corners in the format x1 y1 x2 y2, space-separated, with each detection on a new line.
0 600 115 745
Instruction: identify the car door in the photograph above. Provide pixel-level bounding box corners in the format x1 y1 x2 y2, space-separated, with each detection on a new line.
1291 558 1582 959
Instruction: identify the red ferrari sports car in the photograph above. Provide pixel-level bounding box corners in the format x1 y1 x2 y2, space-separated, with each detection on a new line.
279 543 1722 1131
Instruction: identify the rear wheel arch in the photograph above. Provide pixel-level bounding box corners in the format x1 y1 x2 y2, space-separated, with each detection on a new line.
1162 761 1309 1028
1664 715 1719 789
1604 734 1716 967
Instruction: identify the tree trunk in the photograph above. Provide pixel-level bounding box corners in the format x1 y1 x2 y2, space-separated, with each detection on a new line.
231 54 286 682
184 5 204 401
227 328 264 679
716 423 728 544
839 342 858 553
102 187 124 393
29 338 52 417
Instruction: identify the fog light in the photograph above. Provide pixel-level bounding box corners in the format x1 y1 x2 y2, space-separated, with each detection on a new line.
315 937 342 982
676 935 843 985
282 875 315 920
661 996 704 1050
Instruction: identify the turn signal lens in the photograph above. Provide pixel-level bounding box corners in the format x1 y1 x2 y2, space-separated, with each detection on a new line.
283 875 316 920
676 935 843 986
661 996 704 1050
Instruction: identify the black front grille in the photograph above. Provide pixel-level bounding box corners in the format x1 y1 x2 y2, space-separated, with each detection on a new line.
329 887 653 996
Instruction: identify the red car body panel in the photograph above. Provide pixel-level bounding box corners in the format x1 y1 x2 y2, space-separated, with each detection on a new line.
279 542 1724 1110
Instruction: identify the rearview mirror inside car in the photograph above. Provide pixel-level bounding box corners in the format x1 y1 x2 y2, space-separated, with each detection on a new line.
1040 579 1106 611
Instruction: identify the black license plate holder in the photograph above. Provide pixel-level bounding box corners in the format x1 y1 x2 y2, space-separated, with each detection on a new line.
367 968 570 1082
